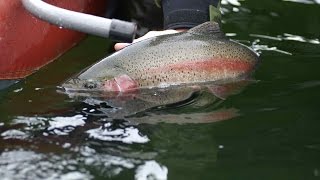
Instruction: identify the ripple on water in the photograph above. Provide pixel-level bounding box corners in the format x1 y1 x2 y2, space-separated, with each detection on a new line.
251 39 292 55
250 33 320 45
283 0 320 4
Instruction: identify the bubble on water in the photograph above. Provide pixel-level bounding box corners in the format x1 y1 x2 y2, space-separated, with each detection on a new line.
225 33 237 37
232 7 240 12
62 143 72 149
13 88 23 93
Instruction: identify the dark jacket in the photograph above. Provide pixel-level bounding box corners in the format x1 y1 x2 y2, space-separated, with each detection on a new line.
162 0 220 29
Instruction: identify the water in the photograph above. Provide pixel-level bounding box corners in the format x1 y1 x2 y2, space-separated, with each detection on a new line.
1 0 320 179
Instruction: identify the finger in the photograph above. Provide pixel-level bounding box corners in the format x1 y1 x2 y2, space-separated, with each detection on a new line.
114 43 130 51
114 30 182 51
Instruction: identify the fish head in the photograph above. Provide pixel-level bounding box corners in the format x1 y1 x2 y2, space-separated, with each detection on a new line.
62 67 139 94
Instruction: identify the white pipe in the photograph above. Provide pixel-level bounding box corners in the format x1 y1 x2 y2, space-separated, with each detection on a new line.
21 0 136 42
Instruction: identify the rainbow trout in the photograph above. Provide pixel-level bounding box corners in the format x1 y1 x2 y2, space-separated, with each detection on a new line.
63 22 259 92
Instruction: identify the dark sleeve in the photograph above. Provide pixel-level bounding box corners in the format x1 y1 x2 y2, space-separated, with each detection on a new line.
162 0 220 29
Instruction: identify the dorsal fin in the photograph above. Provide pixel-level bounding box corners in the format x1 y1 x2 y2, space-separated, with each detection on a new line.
188 22 226 39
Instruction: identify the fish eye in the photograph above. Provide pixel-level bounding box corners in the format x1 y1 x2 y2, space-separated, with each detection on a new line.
84 81 97 89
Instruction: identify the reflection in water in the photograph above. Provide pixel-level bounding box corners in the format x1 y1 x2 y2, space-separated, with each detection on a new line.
63 80 250 122
0 80 248 179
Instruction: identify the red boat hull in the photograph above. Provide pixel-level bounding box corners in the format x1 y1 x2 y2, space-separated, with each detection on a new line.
0 0 107 80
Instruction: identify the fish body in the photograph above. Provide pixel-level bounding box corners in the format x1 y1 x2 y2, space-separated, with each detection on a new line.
63 22 259 92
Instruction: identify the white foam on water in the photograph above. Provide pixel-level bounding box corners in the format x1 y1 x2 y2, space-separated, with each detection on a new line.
104 156 136 169
0 150 92 180
221 0 242 6
135 161 168 180
59 171 91 180
62 143 72 149
13 116 47 129
13 88 23 93
87 123 149 144
48 115 86 135
1 129 28 139
232 7 240 12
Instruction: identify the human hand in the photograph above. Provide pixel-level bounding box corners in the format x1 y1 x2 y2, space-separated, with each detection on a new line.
114 29 187 51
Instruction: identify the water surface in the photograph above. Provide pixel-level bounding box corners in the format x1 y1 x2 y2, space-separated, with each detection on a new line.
1 0 320 179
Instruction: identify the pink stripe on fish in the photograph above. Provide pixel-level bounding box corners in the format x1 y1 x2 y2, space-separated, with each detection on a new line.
149 58 255 73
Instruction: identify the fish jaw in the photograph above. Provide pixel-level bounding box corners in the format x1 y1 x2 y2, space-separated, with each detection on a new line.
103 74 139 92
